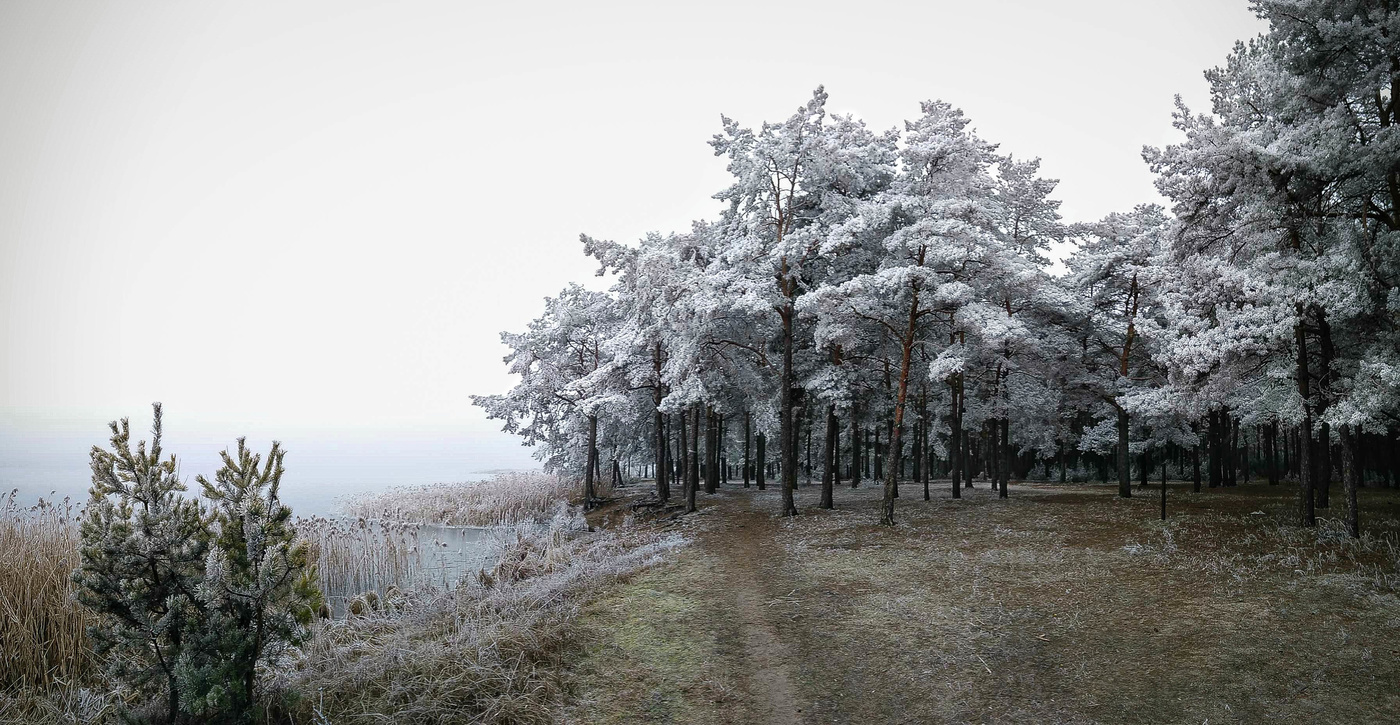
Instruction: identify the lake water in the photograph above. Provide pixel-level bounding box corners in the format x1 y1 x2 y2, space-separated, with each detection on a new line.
0 425 540 516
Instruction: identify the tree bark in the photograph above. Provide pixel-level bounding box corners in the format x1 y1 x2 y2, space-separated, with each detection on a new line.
963 433 973 488
585 414 598 509
743 410 751 488
756 432 767 490
1296 311 1316 527
850 403 861 489
881 259 924 525
705 407 718 494
874 427 883 481
1116 407 1132 498
1226 416 1238 487
821 404 836 509
1316 308 1335 508
680 411 695 513
1160 452 1167 521
1192 434 1202 494
654 405 669 501
950 376 963 498
999 416 1010 498
779 293 799 517
1340 424 1361 538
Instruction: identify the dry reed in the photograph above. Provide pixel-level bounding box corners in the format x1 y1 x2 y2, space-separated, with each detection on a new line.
269 510 685 724
296 515 423 616
0 490 98 691
341 471 606 526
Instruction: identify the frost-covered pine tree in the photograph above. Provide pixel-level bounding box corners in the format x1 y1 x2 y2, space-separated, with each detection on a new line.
1064 206 1173 498
473 284 621 507
1146 0 1400 531
192 438 321 720
74 403 210 724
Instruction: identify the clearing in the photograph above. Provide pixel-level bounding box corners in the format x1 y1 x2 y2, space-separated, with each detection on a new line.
568 479 1400 724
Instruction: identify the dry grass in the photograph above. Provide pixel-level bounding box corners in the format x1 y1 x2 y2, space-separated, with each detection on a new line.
0 491 101 689
0 465 640 725
0 490 123 725
570 480 1400 724
270 508 685 724
342 472 608 527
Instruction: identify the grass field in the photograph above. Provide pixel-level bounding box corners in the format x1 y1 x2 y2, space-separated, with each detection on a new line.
567 479 1400 724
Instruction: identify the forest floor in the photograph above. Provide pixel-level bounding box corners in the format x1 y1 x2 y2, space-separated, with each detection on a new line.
566 478 1400 724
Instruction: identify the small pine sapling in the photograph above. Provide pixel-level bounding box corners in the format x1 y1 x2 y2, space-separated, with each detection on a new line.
195 438 322 721
73 403 211 724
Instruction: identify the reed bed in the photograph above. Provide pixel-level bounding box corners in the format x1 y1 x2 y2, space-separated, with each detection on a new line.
1 472 633 723
270 511 685 724
0 489 98 691
342 471 606 526
297 515 424 616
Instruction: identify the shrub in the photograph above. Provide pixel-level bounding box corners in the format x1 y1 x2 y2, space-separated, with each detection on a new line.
72 406 320 724
192 438 322 722
73 404 211 724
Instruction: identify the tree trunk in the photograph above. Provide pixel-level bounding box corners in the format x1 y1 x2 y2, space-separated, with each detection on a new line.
779 298 799 517
1296 312 1316 527
680 412 695 513
850 403 861 489
1283 425 1291 478
1207 410 1220 488
1316 308 1335 508
1192 437 1202 493
1316 422 1332 508
690 406 701 505
874 427 883 481
1226 416 1238 487
880 264 924 525
950 377 963 498
1116 407 1132 498
743 410 752 488
585 415 598 509
833 414 841 486
1266 421 1279 485
1160 452 1167 521
999 416 1010 499
756 432 767 490
803 405 813 484
652 345 669 501
916 418 927 501
168 674 180 725
654 403 669 501
1341 424 1361 538
963 433 973 488
821 404 836 509
705 407 718 494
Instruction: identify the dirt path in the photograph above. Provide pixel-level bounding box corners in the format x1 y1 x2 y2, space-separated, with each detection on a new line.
573 480 1400 724
698 498 803 725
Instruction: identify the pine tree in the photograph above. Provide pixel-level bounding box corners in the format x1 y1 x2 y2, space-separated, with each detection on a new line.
74 403 210 724
193 438 321 721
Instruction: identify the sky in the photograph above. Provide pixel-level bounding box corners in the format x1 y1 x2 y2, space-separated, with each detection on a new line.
1 0 1267 443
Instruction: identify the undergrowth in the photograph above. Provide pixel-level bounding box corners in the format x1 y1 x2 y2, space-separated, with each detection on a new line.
342 472 609 526
269 509 684 724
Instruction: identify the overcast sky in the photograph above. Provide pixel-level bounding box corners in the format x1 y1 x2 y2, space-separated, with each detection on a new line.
1 0 1266 437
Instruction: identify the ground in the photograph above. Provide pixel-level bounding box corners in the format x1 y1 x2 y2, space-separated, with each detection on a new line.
567 478 1400 724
